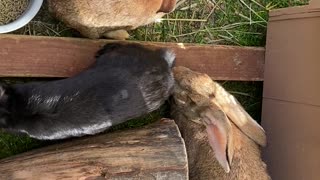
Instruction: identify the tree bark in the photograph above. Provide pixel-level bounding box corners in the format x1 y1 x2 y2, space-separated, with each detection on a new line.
0 119 188 180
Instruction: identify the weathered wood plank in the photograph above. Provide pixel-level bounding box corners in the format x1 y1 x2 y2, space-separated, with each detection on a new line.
0 35 265 81
0 119 188 180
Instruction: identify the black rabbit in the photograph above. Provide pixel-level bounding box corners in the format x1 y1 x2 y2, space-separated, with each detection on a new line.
0 43 175 140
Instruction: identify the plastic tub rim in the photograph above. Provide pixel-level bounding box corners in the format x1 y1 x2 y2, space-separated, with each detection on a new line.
0 0 43 33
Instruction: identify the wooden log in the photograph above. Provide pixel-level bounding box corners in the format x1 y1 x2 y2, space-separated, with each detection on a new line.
0 119 188 180
0 35 265 81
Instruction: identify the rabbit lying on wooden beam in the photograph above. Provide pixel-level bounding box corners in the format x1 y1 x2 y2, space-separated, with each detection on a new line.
0 43 175 140
171 66 270 180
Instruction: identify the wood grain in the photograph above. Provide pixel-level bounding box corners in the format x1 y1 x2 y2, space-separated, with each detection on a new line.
0 119 188 180
0 35 265 81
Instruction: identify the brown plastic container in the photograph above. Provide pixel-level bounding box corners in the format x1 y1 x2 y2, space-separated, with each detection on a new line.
261 1 320 180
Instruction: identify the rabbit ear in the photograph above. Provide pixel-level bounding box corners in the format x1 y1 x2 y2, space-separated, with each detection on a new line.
157 0 176 13
210 82 267 147
201 107 234 173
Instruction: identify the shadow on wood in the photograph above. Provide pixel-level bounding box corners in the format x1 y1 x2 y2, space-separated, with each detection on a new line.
0 119 188 180
0 35 265 81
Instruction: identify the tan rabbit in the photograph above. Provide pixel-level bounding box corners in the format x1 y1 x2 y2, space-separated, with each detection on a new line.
48 0 177 39
171 66 270 180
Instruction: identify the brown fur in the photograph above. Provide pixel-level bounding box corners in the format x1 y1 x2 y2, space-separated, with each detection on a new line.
172 111 270 180
158 0 177 13
171 66 271 179
48 0 176 39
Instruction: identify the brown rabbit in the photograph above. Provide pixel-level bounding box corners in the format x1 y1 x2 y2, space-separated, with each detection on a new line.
48 0 177 39
171 66 270 180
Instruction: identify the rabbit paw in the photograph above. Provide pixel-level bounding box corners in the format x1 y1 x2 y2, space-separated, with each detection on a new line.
104 30 130 40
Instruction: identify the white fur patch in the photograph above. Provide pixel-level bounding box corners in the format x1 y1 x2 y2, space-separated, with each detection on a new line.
0 86 5 97
120 90 129 99
28 94 61 108
162 49 175 67
19 120 113 140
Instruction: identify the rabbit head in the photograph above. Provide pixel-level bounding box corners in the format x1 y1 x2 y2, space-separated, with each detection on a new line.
172 66 267 173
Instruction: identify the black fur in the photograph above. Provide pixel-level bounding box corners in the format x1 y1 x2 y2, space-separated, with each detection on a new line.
0 43 175 140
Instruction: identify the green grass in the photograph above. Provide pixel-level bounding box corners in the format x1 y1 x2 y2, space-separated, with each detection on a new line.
131 0 308 45
0 0 309 159
0 131 44 159
221 81 263 121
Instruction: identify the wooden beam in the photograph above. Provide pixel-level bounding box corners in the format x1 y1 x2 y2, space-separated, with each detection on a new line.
0 35 265 81
310 0 320 7
0 119 188 179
